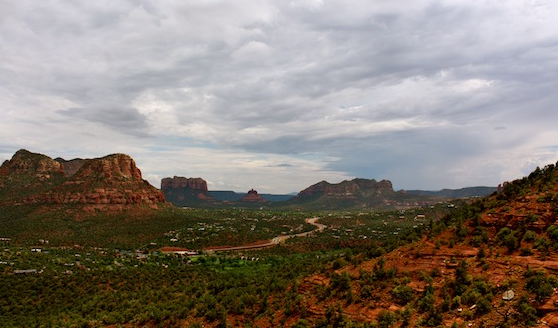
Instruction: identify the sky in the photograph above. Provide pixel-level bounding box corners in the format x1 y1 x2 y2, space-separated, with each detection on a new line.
1 0 558 194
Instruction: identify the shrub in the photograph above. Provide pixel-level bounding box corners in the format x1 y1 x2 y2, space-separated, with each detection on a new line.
476 296 492 314
391 284 415 305
497 227 519 251
525 270 558 301
515 295 538 326
417 289 435 313
453 260 470 295
477 247 486 260
497 227 512 241
525 269 558 301
535 237 550 253
377 310 397 328
291 319 310 328
360 284 372 300
330 272 351 292
547 225 558 241
523 230 537 243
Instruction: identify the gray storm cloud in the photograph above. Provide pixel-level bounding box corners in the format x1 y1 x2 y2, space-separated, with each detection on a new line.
1 0 557 193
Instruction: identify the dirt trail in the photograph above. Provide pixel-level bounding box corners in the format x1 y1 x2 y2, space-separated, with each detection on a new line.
204 217 325 252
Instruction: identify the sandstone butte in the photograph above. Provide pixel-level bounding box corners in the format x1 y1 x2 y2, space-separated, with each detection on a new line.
297 178 395 198
0 149 165 210
160 176 217 204
239 189 268 203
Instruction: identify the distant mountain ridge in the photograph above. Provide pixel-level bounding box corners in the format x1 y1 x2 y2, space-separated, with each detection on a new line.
406 186 497 198
160 175 494 209
209 191 294 202
0 149 496 212
285 178 435 210
161 176 290 206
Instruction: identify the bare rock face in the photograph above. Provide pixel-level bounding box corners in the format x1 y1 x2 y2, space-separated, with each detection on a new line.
71 153 143 182
288 178 405 209
160 176 216 206
239 189 267 203
161 176 208 192
298 178 394 198
0 150 165 209
0 149 65 179
0 150 66 202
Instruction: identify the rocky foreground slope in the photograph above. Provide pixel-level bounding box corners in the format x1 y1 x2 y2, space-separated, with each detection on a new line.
271 162 558 327
0 149 165 211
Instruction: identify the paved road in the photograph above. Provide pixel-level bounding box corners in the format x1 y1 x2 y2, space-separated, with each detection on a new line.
205 217 325 252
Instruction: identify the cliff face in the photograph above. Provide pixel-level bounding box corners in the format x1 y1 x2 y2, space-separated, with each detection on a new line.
161 176 208 191
288 178 425 209
71 153 143 182
0 149 65 179
160 176 216 206
297 178 394 199
0 150 67 203
0 150 165 209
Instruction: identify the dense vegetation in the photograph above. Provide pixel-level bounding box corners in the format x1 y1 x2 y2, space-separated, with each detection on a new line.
2 161 558 327
0 247 329 327
0 203 448 327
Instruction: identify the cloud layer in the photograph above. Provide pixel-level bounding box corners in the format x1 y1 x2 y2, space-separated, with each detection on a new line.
1 0 558 193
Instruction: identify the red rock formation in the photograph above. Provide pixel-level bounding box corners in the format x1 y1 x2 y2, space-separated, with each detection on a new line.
72 153 143 181
0 149 65 179
239 189 267 203
160 176 217 206
298 178 394 198
161 176 208 192
0 150 165 209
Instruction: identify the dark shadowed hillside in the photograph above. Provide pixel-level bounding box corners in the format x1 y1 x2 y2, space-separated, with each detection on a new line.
406 186 497 198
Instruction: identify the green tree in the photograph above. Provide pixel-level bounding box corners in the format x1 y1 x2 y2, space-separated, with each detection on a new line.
391 284 415 305
377 310 397 328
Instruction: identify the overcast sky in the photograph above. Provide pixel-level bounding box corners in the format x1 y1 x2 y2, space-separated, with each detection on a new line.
1 0 558 194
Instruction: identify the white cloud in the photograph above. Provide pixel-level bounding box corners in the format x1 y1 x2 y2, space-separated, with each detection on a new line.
1 0 557 193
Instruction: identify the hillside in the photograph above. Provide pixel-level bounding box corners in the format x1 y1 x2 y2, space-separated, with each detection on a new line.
270 162 558 327
406 186 497 198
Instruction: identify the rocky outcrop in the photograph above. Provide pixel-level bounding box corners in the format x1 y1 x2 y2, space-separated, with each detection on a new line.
161 176 208 191
239 189 268 203
297 178 394 198
71 153 143 182
0 150 165 209
0 150 66 202
0 149 65 179
286 178 426 209
161 176 217 206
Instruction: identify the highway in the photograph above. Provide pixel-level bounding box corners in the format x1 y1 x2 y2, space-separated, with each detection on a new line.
204 217 326 252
